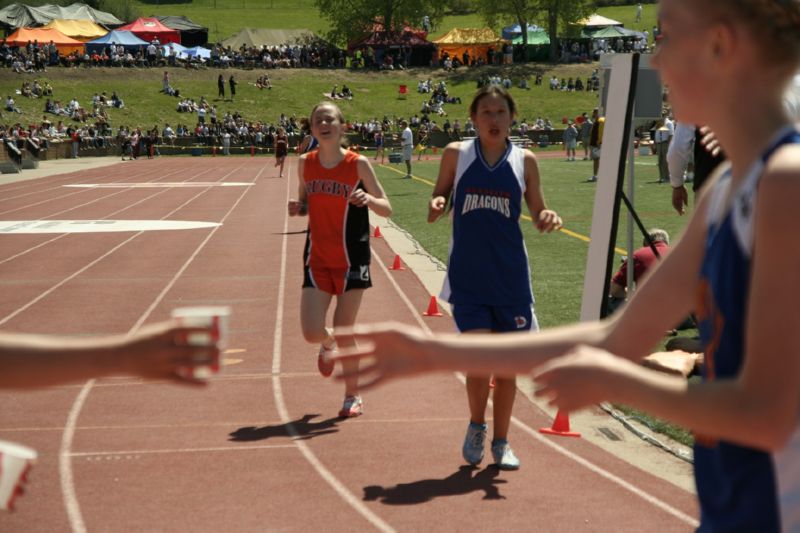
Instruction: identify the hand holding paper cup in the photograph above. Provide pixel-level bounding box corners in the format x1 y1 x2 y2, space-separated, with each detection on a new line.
0 440 37 512
171 306 231 380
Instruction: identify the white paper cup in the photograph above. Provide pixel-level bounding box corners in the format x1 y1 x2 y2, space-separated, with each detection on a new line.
0 440 37 512
171 306 231 380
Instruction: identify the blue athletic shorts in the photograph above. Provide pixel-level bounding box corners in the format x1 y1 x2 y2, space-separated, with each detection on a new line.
452 303 539 333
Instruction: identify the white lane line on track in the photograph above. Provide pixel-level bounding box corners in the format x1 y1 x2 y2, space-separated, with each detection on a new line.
57 161 255 533
0 169 233 328
68 444 298 457
272 162 395 533
371 248 700 528
0 161 191 215
0 166 217 265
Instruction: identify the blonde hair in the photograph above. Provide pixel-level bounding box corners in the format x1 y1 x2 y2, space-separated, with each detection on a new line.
310 102 345 126
702 0 800 70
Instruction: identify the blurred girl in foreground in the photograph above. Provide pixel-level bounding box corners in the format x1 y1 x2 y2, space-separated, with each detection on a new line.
334 0 800 529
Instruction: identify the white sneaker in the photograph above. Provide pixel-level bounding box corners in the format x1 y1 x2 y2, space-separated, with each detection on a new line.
339 395 363 418
462 422 487 465
491 439 520 470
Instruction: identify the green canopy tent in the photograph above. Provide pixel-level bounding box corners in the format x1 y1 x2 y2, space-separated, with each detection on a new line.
510 30 549 61
510 30 549 45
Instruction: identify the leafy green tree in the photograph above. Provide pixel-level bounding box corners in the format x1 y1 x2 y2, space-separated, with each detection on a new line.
474 0 593 61
314 0 445 46
539 0 593 62
474 0 539 46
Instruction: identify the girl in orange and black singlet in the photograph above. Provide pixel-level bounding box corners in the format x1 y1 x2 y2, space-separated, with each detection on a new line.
287 102 392 418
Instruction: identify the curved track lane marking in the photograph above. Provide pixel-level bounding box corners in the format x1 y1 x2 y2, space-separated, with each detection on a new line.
57 162 254 532
271 163 395 533
371 246 699 528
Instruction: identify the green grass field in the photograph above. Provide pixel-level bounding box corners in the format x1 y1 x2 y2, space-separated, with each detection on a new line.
1 64 599 133
372 153 687 330
372 152 696 447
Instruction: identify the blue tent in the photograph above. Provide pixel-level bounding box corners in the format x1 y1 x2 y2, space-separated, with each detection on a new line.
86 30 148 53
184 46 210 59
162 42 190 58
501 23 543 40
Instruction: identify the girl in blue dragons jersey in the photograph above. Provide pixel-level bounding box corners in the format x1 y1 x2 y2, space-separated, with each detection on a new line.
428 86 561 471
334 0 800 529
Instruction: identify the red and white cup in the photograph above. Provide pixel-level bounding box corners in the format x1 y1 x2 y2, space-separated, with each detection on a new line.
0 440 37 512
171 306 231 380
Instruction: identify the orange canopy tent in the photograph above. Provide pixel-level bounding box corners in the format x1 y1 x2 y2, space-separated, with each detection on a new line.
42 19 107 42
5 26 84 54
433 27 507 63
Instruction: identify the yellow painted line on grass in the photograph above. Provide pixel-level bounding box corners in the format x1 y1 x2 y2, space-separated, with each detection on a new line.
378 164 627 255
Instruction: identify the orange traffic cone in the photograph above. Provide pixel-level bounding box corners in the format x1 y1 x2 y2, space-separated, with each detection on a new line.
539 410 581 438
212 145 217 157
373 226 382 238
489 377 496 389
389 254 405 271
422 295 443 317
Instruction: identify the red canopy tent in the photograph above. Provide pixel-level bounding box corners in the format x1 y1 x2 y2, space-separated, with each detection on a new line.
118 17 180 44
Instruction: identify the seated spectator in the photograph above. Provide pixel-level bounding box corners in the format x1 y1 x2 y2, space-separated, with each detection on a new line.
6 96 21 113
340 85 353 99
162 123 176 145
519 78 530 90
608 229 670 309
110 92 124 109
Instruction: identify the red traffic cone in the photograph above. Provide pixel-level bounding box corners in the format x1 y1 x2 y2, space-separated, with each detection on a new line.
373 226 382 238
539 410 581 438
422 295 443 317
389 254 405 271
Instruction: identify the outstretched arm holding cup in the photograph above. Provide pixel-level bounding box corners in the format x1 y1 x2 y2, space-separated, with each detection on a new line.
0 319 220 389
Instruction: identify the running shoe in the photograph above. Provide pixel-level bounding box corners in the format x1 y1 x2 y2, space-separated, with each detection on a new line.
462 422 487 465
317 343 335 378
339 395 363 418
491 439 520 470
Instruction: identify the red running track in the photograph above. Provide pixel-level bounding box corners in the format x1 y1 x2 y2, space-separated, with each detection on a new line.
0 157 697 532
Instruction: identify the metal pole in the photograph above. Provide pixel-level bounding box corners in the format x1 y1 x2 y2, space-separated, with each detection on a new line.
626 125 635 295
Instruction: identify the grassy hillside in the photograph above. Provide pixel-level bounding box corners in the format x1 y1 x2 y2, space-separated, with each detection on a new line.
2 63 598 132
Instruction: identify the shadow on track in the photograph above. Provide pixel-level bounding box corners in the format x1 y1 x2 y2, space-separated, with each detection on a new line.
229 413 340 441
363 465 507 505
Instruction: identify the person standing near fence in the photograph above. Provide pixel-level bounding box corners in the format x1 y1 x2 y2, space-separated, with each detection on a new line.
229 75 236 102
400 120 413 178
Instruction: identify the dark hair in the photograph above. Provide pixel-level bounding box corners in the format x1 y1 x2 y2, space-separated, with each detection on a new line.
469 86 517 117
